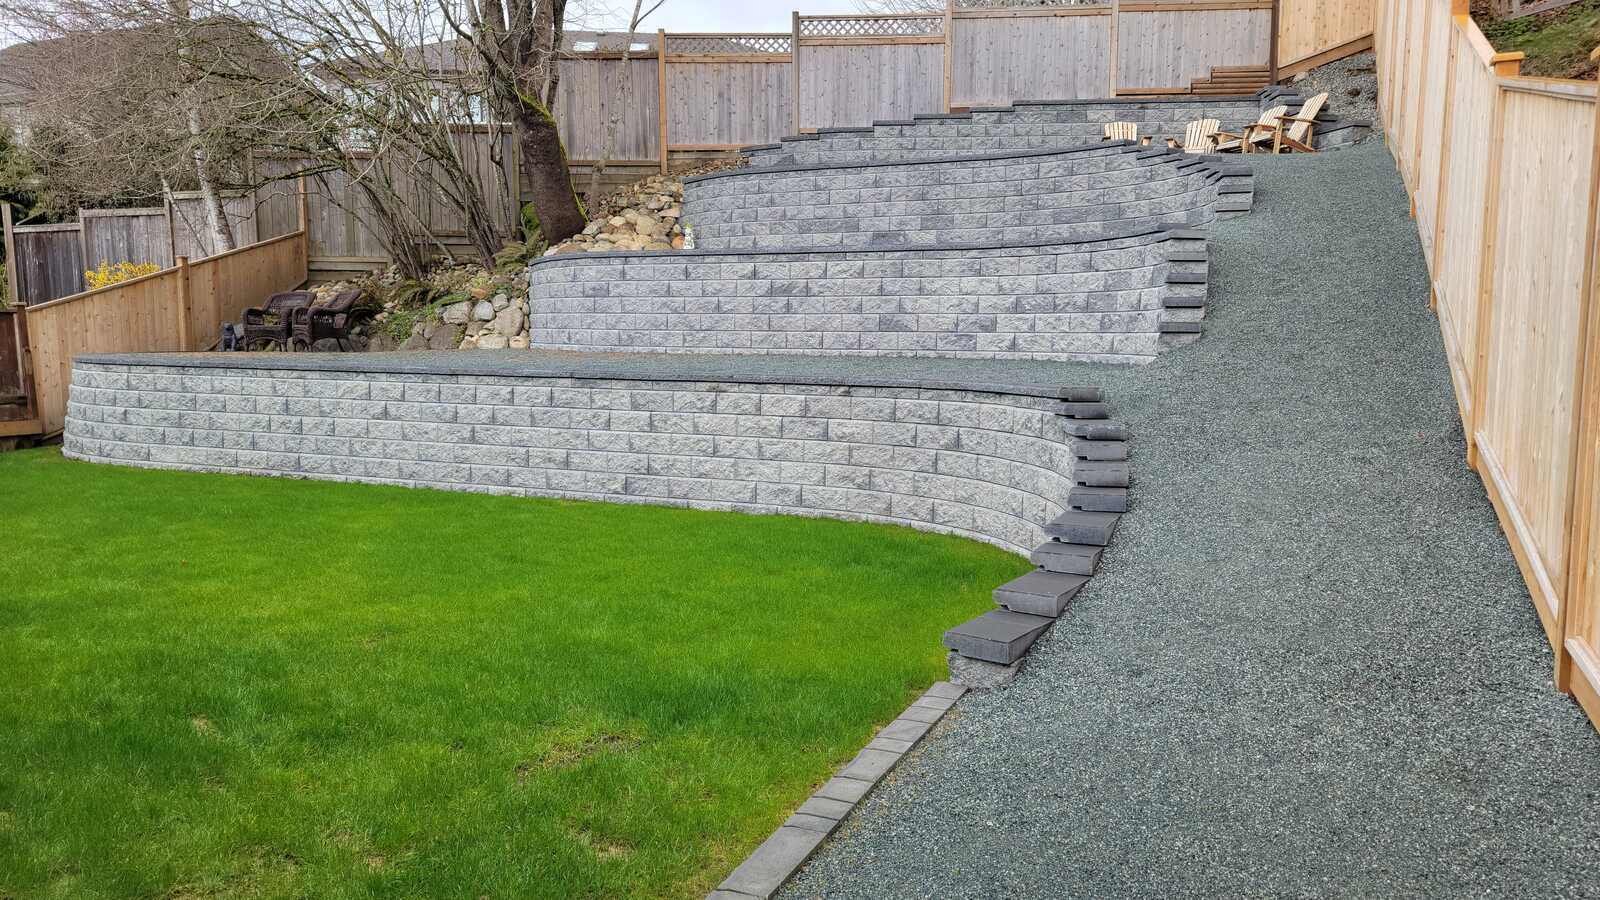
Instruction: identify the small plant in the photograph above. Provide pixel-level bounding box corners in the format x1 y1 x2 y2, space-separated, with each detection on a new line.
84 261 161 291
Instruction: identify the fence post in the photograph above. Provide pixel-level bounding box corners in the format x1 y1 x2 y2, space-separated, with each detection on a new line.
792 11 803 132
2 202 17 308
1555 45 1600 696
657 29 670 174
296 175 310 235
1269 0 1280 83
75 209 90 281
1108 0 1120 97
1465 53 1521 471
175 256 194 351
943 0 954 111
163 194 179 267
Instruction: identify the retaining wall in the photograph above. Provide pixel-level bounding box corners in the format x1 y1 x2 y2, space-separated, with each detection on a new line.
527 228 1209 365
62 356 1097 556
684 143 1251 251
742 92 1369 167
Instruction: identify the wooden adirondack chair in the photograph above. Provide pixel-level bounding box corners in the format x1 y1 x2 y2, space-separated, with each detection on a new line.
1102 121 1152 145
1166 119 1220 154
1268 92 1328 153
1215 105 1289 153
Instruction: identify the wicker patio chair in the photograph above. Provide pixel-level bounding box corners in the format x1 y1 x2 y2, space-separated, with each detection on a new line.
291 289 365 351
241 291 315 351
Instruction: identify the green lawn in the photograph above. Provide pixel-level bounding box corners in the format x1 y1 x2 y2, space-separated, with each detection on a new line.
0 449 1023 899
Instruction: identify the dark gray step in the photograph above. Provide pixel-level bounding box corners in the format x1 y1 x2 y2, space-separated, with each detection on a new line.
1160 321 1204 334
1056 401 1109 419
1070 485 1129 513
1055 386 1104 402
1030 539 1103 574
1063 419 1129 440
1163 292 1207 309
1167 270 1207 285
993 570 1089 618
1043 509 1121 546
1076 460 1130 488
1071 438 1128 460
1167 248 1209 262
942 609 1054 664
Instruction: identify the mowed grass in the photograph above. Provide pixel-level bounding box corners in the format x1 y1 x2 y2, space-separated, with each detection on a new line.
0 449 1025 899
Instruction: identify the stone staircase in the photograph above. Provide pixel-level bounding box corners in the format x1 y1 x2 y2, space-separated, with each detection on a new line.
943 391 1131 686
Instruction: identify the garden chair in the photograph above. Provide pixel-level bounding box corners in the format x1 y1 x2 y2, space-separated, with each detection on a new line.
1267 92 1328 154
242 291 315 351
1102 122 1152 146
292 289 365 352
1214 105 1289 153
1166 119 1220 154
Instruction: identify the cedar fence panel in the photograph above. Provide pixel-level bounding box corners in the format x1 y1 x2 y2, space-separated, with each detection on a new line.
1277 0 1376 75
1376 0 1600 733
23 228 309 434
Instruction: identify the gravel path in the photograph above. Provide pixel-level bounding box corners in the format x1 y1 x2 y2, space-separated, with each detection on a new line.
771 143 1600 897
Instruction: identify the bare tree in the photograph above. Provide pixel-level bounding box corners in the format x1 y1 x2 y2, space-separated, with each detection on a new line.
584 0 664 206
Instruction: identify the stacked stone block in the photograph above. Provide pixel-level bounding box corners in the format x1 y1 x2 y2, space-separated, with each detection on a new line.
63 357 1098 556
528 228 1195 364
683 143 1253 251
741 91 1369 168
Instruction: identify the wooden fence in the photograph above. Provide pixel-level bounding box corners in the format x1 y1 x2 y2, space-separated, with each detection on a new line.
1276 0 1376 77
1375 0 1600 730
549 0 1280 174
3 193 268 306
20 227 309 434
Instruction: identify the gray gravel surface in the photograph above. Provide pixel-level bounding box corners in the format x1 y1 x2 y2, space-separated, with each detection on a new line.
772 143 1600 897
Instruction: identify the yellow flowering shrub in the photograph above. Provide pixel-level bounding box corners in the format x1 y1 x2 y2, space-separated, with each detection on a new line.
85 261 161 291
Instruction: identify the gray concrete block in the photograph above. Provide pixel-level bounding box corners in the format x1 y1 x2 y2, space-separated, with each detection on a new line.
1070 485 1129 513
1071 438 1128 460
797 796 856 821
717 826 829 898
993 570 1089 617
1030 539 1103 575
1076 460 1130 487
1043 509 1121 546
1062 419 1129 440
815 776 874 804
942 609 1054 664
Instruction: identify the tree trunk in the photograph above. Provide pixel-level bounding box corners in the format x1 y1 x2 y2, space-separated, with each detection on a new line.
515 97 586 244
187 104 237 254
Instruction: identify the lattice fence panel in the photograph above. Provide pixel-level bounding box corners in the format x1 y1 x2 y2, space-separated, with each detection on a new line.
668 34 793 54
798 16 946 37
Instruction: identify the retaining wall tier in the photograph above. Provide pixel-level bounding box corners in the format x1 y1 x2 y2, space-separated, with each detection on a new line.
741 91 1370 168
527 227 1210 365
683 143 1252 251
63 355 1109 557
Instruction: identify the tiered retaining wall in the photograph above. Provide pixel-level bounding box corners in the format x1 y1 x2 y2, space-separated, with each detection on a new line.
528 228 1209 365
741 91 1369 167
64 355 1096 556
683 143 1251 251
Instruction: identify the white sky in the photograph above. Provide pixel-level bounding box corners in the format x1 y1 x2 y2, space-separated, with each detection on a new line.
592 0 865 33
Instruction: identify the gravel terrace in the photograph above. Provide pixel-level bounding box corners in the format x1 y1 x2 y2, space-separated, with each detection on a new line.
761 142 1600 896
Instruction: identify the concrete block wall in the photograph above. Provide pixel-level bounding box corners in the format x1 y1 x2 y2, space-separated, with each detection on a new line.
528 228 1208 365
62 358 1091 556
742 91 1369 168
683 143 1252 251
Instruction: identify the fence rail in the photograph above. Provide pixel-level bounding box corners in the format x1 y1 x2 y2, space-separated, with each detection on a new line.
1375 0 1600 731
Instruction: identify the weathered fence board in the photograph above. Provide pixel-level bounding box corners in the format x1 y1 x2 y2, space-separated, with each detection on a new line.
798 42 946 129
1116 7 1272 91
1376 0 1600 733
950 9 1113 106
11 224 83 304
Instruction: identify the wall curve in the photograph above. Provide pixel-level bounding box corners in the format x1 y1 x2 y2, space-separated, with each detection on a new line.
740 91 1369 168
683 143 1251 251
527 228 1209 365
62 356 1103 556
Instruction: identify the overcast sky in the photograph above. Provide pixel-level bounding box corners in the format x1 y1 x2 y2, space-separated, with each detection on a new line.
592 0 865 33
